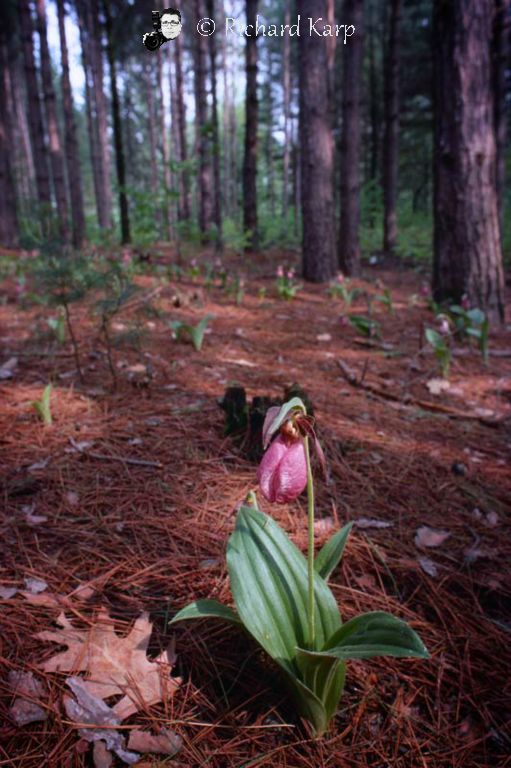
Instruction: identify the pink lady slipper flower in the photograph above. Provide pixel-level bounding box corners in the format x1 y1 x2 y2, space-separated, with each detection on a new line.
276 265 284 279
257 431 307 504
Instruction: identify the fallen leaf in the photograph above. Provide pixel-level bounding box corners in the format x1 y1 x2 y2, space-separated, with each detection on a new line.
464 546 494 564
316 333 332 342
36 609 180 720
24 577 48 594
415 526 450 548
222 357 256 368
67 491 79 506
93 741 113 768
0 356 18 379
355 518 394 530
418 557 439 577
64 677 139 765
8 671 47 726
21 591 61 607
484 510 499 528
314 517 335 535
127 728 182 757
0 585 18 599
426 378 450 396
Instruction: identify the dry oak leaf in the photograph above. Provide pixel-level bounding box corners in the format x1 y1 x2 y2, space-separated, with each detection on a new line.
36 608 180 720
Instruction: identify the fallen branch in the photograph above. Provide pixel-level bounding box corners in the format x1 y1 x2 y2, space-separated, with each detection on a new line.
69 438 162 468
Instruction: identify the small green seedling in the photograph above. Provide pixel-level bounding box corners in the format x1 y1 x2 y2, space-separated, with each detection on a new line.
349 314 381 340
375 288 394 314
425 327 451 378
170 314 214 352
32 383 53 425
47 308 66 345
449 305 489 364
328 276 360 308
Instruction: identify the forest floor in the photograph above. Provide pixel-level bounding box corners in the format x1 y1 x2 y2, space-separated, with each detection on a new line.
0 246 510 768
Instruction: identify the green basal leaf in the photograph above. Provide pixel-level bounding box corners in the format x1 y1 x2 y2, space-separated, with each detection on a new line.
298 611 429 662
32 383 53 426
170 599 242 627
262 396 306 448
425 327 441 347
227 503 342 676
315 523 353 582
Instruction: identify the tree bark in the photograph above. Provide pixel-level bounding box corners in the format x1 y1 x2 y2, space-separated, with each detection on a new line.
145 59 159 227
36 0 69 241
56 0 85 248
0 29 18 247
173 34 190 222
103 0 130 243
206 0 223 250
157 48 172 241
433 0 504 322
493 0 510 232
19 0 52 210
282 0 291 222
383 0 402 255
297 0 336 282
193 0 213 238
243 0 258 250
368 3 380 185
339 0 364 276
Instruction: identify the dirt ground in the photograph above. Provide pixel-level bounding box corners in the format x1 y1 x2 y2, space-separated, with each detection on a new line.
1 249 510 767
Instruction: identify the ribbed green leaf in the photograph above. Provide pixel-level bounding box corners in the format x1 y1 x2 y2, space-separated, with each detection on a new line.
297 611 429 662
315 523 353 582
169 599 242 627
227 504 342 677
262 397 306 448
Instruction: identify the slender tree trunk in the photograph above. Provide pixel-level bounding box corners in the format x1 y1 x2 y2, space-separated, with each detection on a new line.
433 0 504 321
382 0 402 255
243 0 258 250
77 8 101 226
0 30 18 247
297 0 335 282
493 0 510 232
104 0 130 243
145 59 159 232
206 0 222 250
222 1 231 218
282 0 291 222
193 0 213 237
36 0 69 241
265 53 275 219
57 0 85 247
339 0 364 276
8 48 35 206
157 48 172 241
19 0 52 210
174 34 190 222
368 5 380 186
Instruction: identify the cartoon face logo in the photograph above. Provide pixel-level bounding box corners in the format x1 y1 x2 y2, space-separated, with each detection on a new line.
143 8 182 51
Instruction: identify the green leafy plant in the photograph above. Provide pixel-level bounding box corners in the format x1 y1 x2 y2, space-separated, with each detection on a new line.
47 308 66 345
328 274 361 308
276 266 302 301
449 305 489 364
169 314 214 352
226 274 245 306
171 398 428 736
375 287 394 314
95 272 140 387
32 383 53 426
348 314 381 339
425 327 451 378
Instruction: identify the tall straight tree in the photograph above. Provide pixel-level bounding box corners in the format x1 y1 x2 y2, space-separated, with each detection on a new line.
19 0 52 210
433 0 504 321
339 0 364 276
173 34 190 222
282 0 291 221
157 48 172 240
36 0 69 241
297 0 336 281
243 0 258 250
104 0 130 243
56 0 85 247
493 0 510 231
382 0 402 255
0 29 18 246
193 0 213 237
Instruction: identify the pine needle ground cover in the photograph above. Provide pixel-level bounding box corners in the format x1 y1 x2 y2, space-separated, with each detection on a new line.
1 251 510 767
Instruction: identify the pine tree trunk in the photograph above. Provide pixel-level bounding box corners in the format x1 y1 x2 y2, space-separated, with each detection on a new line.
145 59 159 232
339 0 364 276
174 34 190 222
103 0 130 243
193 0 213 237
297 0 335 282
383 0 402 255
0 29 18 247
368 5 380 185
243 0 258 250
157 48 172 241
433 0 504 322
282 0 291 222
36 0 69 242
56 0 85 248
8 47 35 205
206 0 223 250
265 54 275 219
493 0 510 232
19 0 52 210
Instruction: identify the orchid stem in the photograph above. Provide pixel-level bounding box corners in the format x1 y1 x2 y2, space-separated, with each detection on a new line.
304 435 315 648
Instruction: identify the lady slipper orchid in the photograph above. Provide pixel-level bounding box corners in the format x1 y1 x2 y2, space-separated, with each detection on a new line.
257 432 307 503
